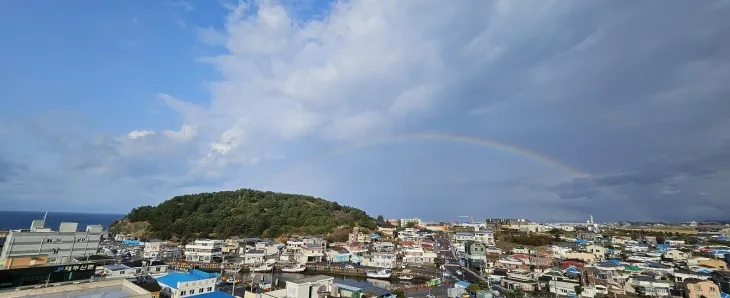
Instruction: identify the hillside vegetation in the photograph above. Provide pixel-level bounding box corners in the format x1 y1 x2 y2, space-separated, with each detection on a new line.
111 189 377 241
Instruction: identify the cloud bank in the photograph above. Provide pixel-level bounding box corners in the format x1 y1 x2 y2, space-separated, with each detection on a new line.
1 0 729 221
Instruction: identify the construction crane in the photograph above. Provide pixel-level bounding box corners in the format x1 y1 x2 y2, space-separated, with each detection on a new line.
457 215 473 223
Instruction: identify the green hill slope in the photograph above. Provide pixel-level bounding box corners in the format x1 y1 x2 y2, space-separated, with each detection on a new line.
110 188 377 241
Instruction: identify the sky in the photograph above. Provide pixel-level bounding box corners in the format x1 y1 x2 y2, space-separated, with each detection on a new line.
1 0 729 222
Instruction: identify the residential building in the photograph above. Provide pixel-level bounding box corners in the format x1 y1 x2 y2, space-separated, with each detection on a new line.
144 241 167 259
0 220 103 268
303 235 327 249
453 232 476 244
103 260 169 280
287 238 306 253
500 270 537 292
326 250 351 263
529 252 553 269
184 239 223 263
664 249 690 261
402 247 426 264
333 280 394 298
475 230 495 245
377 223 397 237
628 276 671 297
721 228 730 239
222 237 242 254
585 245 607 260
241 249 267 265
666 240 686 247
249 275 334 298
465 241 486 262
698 259 728 271
565 252 596 263
369 253 396 269
399 218 421 227
682 279 721 298
548 279 580 297
643 236 657 245
156 269 223 298
674 270 712 283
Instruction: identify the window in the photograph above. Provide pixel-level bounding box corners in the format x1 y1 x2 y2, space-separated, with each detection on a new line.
710 287 716 292
207 287 213 292
120 271 125 275
695 285 701 291
45 239 52 243
181 291 186 296
200 287 204 293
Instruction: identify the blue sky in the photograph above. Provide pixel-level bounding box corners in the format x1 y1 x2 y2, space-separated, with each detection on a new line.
1 0 729 222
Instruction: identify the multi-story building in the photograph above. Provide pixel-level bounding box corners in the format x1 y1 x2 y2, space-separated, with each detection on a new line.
465 241 486 262
183 239 223 263
712 271 730 294
143 241 167 259
475 230 495 245
0 220 103 269
453 232 476 244
399 218 421 227
369 253 396 269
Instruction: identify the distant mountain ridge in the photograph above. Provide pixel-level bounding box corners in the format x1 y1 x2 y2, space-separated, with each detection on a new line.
110 188 377 241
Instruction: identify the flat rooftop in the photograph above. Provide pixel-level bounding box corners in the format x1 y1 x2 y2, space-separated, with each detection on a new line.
4 279 151 298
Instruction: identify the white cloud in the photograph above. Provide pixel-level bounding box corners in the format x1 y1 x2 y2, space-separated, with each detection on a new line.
160 0 507 170
128 130 155 140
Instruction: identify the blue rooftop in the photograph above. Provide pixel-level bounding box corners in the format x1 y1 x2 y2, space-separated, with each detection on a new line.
194 291 236 298
335 280 392 297
455 281 471 288
156 269 221 289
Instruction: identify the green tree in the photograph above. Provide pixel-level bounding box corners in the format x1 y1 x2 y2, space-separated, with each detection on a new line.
112 188 378 239
391 288 406 298
574 285 583 296
503 289 524 298
434 257 446 269
377 215 385 222
466 283 482 293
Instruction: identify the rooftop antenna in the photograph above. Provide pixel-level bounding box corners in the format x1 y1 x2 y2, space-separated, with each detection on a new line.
43 211 48 221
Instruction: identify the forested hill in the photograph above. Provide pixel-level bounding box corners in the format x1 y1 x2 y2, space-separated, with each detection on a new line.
110 189 377 241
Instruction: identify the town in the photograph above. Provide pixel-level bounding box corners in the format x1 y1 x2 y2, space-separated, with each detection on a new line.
0 216 729 298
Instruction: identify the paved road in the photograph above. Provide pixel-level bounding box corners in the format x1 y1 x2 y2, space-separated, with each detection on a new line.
436 237 483 284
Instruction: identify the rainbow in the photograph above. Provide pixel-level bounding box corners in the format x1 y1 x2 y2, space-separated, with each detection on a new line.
262 132 586 189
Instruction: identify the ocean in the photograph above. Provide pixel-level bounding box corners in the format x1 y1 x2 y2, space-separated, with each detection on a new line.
0 211 124 231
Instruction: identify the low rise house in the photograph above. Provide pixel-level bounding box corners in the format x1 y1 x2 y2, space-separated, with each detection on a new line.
333 280 394 298
585 245 607 260
529 252 553 269
681 279 721 298
627 276 671 297
565 252 596 263
501 270 537 292
144 241 167 259
673 269 712 283
250 275 333 298
664 249 690 261
326 250 351 263
155 269 222 298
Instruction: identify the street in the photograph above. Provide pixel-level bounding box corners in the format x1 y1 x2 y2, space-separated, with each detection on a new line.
435 236 483 284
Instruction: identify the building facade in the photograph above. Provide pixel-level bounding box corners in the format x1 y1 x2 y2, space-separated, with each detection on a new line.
183 240 223 263
0 221 103 269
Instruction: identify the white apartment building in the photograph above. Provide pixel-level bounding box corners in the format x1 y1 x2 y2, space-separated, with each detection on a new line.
453 232 476 243
184 239 223 263
368 253 396 268
143 241 167 259
399 218 422 227
475 230 495 245
0 220 103 269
